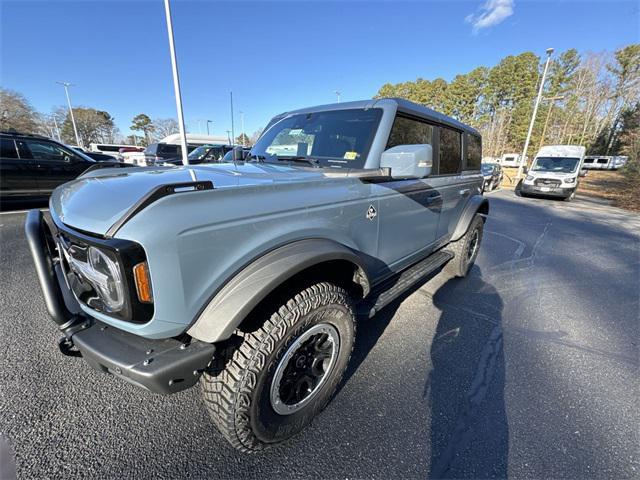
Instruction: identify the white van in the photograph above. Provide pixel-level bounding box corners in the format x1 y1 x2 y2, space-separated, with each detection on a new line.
500 153 526 167
88 143 132 157
160 134 229 146
520 145 586 201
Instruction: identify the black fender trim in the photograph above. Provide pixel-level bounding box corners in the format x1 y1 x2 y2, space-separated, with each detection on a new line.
187 239 371 343
450 195 489 242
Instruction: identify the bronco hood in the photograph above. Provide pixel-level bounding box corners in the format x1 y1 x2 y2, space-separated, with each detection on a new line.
50 162 326 236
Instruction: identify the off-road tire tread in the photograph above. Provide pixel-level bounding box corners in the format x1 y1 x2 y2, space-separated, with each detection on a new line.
200 282 355 453
444 214 484 278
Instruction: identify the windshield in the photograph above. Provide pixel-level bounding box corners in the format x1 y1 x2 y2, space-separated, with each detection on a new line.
532 156 580 173
251 108 383 169
481 164 495 174
188 145 214 160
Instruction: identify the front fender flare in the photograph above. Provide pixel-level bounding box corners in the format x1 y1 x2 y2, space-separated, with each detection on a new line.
187 239 370 343
450 195 489 242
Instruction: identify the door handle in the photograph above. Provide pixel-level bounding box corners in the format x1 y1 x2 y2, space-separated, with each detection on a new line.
459 188 470 197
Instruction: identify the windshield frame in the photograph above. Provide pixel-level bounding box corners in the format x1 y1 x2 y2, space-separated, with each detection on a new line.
250 108 384 170
531 156 581 174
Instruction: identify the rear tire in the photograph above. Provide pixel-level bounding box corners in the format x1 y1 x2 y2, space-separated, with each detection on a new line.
200 282 356 452
445 214 484 278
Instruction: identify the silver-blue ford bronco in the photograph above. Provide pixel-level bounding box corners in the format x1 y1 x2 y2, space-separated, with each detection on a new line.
26 98 488 452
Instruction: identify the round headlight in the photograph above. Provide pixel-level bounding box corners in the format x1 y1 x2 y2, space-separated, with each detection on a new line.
88 246 125 312
525 175 534 181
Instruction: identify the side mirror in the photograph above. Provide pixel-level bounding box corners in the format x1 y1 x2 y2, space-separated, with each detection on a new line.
579 169 587 177
380 144 432 179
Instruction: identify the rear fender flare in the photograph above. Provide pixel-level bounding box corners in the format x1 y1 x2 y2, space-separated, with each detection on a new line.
187 239 370 343
450 196 489 242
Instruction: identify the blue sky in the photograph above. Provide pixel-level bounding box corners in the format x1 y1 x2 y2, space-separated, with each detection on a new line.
1 0 638 138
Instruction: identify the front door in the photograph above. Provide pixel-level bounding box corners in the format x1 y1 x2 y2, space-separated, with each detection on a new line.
17 138 90 194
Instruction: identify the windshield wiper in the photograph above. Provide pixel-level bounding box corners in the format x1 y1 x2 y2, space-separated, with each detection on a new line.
277 156 320 167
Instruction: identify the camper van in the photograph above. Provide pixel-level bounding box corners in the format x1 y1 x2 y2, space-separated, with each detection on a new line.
583 155 629 170
500 153 526 168
520 145 586 201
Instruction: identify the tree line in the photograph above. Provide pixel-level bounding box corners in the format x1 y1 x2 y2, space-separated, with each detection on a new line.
376 44 640 162
0 90 259 147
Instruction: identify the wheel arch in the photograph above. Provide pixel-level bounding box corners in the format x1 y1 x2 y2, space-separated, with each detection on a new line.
187 239 370 343
450 195 489 242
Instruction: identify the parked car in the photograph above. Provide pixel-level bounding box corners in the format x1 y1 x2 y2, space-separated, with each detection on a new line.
163 144 234 165
144 142 199 165
520 145 586 201
118 146 146 166
71 147 120 162
481 163 503 191
25 98 488 452
0 131 123 203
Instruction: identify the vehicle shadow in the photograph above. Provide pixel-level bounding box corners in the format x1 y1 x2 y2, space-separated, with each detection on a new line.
343 265 508 479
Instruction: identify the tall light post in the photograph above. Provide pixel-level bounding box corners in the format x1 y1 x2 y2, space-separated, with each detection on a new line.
230 92 235 146
516 47 554 180
164 0 189 166
538 95 564 150
334 90 341 103
239 111 245 146
206 120 213 136
56 81 81 147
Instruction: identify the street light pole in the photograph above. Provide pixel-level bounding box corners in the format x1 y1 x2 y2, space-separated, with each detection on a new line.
516 48 554 180
230 92 235 145
163 0 189 166
206 120 213 136
538 95 564 150
56 81 81 147
239 111 245 146
334 90 341 103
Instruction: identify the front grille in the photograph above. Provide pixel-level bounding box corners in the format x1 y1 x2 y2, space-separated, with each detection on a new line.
534 178 561 187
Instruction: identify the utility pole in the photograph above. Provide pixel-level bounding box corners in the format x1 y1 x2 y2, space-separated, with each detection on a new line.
52 115 61 142
230 92 235 145
206 120 213 136
334 90 341 103
517 47 554 180
56 81 81 147
164 0 189 166
239 111 245 146
538 95 564 150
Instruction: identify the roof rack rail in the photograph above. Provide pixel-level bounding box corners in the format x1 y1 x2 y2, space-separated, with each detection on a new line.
0 129 51 140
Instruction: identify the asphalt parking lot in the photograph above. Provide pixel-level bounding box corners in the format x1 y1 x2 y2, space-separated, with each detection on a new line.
1 190 638 479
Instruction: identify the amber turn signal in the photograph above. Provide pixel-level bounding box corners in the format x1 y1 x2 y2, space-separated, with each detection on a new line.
133 262 153 303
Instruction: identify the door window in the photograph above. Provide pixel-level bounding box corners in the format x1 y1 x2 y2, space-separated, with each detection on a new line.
438 127 462 175
464 133 481 170
19 139 74 162
386 116 433 148
1 138 19 158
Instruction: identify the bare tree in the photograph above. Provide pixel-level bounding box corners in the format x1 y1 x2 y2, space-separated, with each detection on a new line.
0 88 39 133
152 118 179 141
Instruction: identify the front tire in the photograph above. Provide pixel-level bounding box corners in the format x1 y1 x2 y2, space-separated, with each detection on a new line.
445 214 484 278
200 282 356 452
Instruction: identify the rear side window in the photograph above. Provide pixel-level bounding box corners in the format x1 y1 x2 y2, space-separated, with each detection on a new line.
597 158 608 164
464 133 481 170
1 138 19 158
159 144 179 156
386 116 434 148
438 127 462 175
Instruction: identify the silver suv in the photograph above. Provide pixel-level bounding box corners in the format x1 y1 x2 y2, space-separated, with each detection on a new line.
26 98 488 452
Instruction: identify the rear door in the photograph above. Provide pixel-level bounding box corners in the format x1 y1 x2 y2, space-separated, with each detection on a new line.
0 137 40 198
374 115 442 271
16 138 92 194
432 128 478 240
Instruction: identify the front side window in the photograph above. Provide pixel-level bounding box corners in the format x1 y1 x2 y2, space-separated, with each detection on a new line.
532 157 580 173
386 116 434 149
465 133 482 170
19 139 75 162
438 127 462 175
251 108 383 169
1 138 19 159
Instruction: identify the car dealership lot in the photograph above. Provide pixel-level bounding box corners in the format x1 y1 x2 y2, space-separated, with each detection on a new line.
1 191 638 479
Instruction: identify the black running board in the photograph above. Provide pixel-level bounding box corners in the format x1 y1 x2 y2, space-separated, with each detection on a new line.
358 250 453 318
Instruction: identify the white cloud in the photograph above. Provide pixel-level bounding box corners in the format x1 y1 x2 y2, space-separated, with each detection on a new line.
466 0 514 33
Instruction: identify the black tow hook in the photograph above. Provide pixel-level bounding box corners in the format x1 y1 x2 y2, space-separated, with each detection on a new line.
58 336 82 357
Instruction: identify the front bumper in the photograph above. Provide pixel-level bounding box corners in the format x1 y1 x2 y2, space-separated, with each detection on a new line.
24 209 215 394
521 183 575 198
